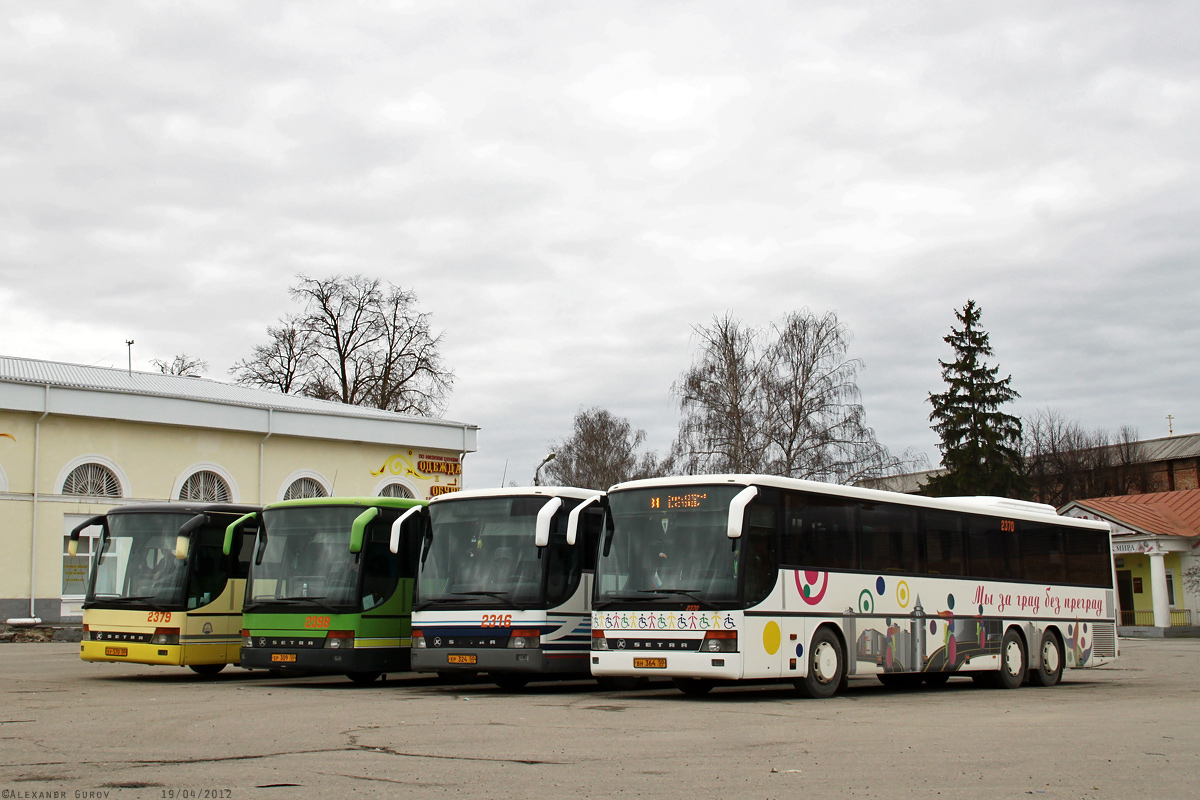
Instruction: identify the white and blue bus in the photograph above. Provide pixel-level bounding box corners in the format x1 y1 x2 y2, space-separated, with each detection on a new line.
410 487 605 689
590 475 1117 697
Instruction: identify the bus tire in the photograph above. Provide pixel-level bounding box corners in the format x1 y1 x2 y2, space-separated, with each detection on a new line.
347 671 382 684
877 673 923 690
490 673 530 691
672 677 714 697
923 671 951 687
990 628 1026 690
188 664 225 677
1029 630 1064 688
794 627 844 699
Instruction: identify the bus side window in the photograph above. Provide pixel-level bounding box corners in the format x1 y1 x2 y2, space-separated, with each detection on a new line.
741 504 777 606
233 527 255 579
967 516 1019 579
924 510 965 576
1021 521 1065 583
792 494 857 570
858 502 918 574
579 508 603 572
1065 528 1110 586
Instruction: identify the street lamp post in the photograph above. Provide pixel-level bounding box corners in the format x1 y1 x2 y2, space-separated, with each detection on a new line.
534 453 556 486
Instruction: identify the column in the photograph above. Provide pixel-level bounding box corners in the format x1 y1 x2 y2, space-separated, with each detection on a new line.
1149 551 1171 628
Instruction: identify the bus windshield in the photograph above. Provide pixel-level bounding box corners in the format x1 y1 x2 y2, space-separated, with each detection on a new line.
246 505 385 613
85 512 198 610
416 496 580 610
595 485 745 609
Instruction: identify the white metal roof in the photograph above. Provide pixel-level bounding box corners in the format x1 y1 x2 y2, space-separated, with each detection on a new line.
0 354 478 451
428 486 602 505
607 473 1108 529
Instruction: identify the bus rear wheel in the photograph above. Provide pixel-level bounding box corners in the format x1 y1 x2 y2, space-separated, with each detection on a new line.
347 671 382 685
1029 630 1064 687
794 627 844 699
923 672 951 687
188 664 225 677
672 678 714 697
985 629 1026 690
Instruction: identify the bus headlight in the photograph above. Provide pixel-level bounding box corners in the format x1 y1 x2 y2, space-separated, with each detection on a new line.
412 630 426 649
151 628 180 646
591 630 609 651
241 629 252 648
507 629 540 649
702 631 737 653
325 631 354 649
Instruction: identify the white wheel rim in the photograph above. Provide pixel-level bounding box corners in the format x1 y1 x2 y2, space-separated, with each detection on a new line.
813 642 838 683
1004 640 1022 674
1042 639 1060 674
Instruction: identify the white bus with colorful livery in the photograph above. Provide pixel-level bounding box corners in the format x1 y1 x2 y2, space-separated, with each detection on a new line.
589 475 1117 697
410 487 605 689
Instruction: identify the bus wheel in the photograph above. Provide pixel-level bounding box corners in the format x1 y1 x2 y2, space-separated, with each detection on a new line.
672 678 714 697
923 672 951 687
990 629 1026 690
877 673 923 690
491 673 530 691
794 627 844 699
188 664 225 677
347 671 382 685
1029 631 1064 688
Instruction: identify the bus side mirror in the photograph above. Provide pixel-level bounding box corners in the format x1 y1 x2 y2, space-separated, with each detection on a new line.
727 486 759 539
350 507 380 554
390 506 424 554
224 512 258 556
68 515 107 557
566 495 603 546
175 514 209 560
534 497 564 548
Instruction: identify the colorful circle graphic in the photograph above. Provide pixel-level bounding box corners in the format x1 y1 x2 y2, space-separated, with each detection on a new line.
896 580 911 608
763 621 781 655
875 576 886 595
795 570 829 605
947 593 955 610
858 589 874 614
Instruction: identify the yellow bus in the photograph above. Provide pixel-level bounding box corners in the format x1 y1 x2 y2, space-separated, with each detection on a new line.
70 503 260 676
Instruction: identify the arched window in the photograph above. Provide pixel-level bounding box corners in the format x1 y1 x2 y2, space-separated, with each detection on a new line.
62 463 121 497
179 470 231 503
378 482 415 499
284 477 329 501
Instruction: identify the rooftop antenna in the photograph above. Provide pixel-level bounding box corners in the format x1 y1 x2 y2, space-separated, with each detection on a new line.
1166 414 1174 437
125 339 134 375
500 459 508 487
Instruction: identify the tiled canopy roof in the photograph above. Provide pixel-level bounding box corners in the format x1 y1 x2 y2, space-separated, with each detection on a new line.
1068 489 1200 539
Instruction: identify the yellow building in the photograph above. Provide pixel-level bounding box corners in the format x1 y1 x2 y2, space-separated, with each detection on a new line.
0 355 477 624
1061 490 1200 636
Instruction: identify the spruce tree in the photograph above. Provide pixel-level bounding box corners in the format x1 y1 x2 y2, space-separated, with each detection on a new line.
925 300 1027 498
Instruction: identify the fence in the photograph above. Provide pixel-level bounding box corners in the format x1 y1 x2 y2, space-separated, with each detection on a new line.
1119 609 1192 626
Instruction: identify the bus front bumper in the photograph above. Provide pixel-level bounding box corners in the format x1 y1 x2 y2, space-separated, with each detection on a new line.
80 640 184 666
412 647 588 675
590 650 744 680
240 645 408 675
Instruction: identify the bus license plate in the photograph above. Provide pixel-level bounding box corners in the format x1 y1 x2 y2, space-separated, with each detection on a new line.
447 654 477 665
104 647 127 657
634 658 667 669
271 653 297 663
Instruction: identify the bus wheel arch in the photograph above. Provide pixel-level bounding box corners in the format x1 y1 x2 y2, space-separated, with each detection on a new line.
1029 627 1064 688
795 624 845 699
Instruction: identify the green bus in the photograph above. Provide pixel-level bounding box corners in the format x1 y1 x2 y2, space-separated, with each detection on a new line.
228 496 427 684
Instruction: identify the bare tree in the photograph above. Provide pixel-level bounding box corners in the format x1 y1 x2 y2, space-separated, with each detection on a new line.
231 274 454 416
672 310 906 483
153 353 208 376
672 314 770 474
230 316 314 393
542 407 676 491
1022 409 1147 504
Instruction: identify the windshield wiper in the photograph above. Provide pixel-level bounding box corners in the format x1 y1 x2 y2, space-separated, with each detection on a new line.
637 589 718 610
249 596 342 613
450 591 528 611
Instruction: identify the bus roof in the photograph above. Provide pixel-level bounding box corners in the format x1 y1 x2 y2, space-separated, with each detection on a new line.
263 496 426 511
106 502 261 517
428 486 603 505
607 474 1109 530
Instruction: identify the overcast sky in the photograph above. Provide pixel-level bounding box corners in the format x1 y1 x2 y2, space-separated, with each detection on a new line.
3 1 1197 490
